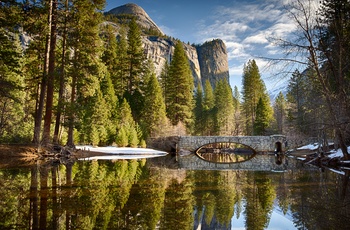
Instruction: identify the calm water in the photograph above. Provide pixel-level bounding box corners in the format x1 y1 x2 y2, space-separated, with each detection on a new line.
0 154 349 230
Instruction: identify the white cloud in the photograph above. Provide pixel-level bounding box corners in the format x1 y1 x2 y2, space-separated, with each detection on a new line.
243 33 269 45
193 0 309 90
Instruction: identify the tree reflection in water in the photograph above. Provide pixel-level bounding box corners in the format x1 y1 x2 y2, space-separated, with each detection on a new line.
0 157 349 229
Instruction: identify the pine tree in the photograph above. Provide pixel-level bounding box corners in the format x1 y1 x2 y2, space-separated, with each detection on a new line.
254 97 270 135
193 83 204 135
66 0 105 146
286 69 308 133
159 61 169 99
115 26 129 97
126 17 144 94
232 86 242 135
241 60 272 135
141 69 167 138
125 18 146 121
0 1 29 141
213 79 235 135
202 79 215 135
165 41 194 130
274 92 286 134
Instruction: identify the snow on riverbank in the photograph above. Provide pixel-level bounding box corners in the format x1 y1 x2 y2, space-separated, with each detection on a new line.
76 145 168 155
75 146 168 160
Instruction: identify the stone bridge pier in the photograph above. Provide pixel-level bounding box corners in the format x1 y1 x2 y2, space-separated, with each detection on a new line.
177 135 287 155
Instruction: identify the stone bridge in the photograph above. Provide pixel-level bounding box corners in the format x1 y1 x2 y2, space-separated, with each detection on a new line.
177 135 287 155
149 135 287 154
149 135 293 171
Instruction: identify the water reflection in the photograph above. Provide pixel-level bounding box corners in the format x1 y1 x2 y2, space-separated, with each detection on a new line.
196 142 256 163
0 155 349 229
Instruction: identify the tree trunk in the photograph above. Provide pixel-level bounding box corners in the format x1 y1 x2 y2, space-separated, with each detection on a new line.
42 0 57 145
33 0 53 145
53 0 68 144
67 50 77 147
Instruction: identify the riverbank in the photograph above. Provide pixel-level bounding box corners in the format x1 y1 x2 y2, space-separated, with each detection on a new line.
288 143 350 170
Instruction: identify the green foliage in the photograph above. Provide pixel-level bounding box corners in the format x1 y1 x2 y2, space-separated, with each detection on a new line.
116 126 128 147
254 97 271 135
141 66 167 138
241 60 273 135
193 83 204 135
274 92 286 134
213 79 235 135
202 80 215 135
165 41 194 131
128 126 139 147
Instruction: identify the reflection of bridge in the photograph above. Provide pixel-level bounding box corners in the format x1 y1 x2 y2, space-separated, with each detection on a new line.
177 135 287 155
178 154 297 171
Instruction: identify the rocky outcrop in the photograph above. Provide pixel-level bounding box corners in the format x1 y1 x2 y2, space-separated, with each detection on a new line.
197 39 230 88
143 36 202 87
106 3 163 35
107 4 230 89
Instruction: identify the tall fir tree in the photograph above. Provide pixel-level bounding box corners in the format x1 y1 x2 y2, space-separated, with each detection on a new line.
286 69 309 133
202 79 215 135
165 41 194 131
193 83 204 135
125 18 146 121
0 1 31 142
241 59 272 135
115 26 129 97
213 79 235 135
232 85 242 135
254 97 270 135
141 67 167 139
274 92 286 134
66 0 105 146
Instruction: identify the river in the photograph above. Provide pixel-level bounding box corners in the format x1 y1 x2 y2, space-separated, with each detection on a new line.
0 148 349 229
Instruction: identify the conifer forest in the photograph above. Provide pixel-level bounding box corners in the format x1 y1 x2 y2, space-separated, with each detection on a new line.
1 0 350 160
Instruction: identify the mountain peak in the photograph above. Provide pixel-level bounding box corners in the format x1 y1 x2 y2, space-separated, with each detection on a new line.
106 3 163 35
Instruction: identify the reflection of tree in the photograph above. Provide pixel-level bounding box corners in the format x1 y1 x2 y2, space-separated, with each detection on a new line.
2 157 350 229
290 169 350 230
244 172 276 230
161 175 194 230
193 170 244 229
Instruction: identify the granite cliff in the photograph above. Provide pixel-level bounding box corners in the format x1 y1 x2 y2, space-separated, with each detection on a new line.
106 3 229 88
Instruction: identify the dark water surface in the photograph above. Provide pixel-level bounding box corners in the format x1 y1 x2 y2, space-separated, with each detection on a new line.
0 154 349 230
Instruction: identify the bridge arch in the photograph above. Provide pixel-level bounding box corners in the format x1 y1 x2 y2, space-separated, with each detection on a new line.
177 135 286 155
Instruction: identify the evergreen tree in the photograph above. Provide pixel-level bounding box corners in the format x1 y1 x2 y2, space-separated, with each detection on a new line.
232 86 242 135
193 83 204 135
274 92 286 134
116 126 128 147
165 41 194 131
115 26 129 97
241 60 272 135
254 97 270 135
124 18 147 121
202 79 215 135
0 1 30 142
159 61 169 99
141 69 167 139
126 18 145 94
66 0 105 146
286 69 309 133
213 79 235 135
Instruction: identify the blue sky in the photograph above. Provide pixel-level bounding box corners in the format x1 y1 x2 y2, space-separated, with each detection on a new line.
105 0 299 90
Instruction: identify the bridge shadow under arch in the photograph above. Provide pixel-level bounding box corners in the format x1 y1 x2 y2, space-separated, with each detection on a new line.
195 142 257 164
